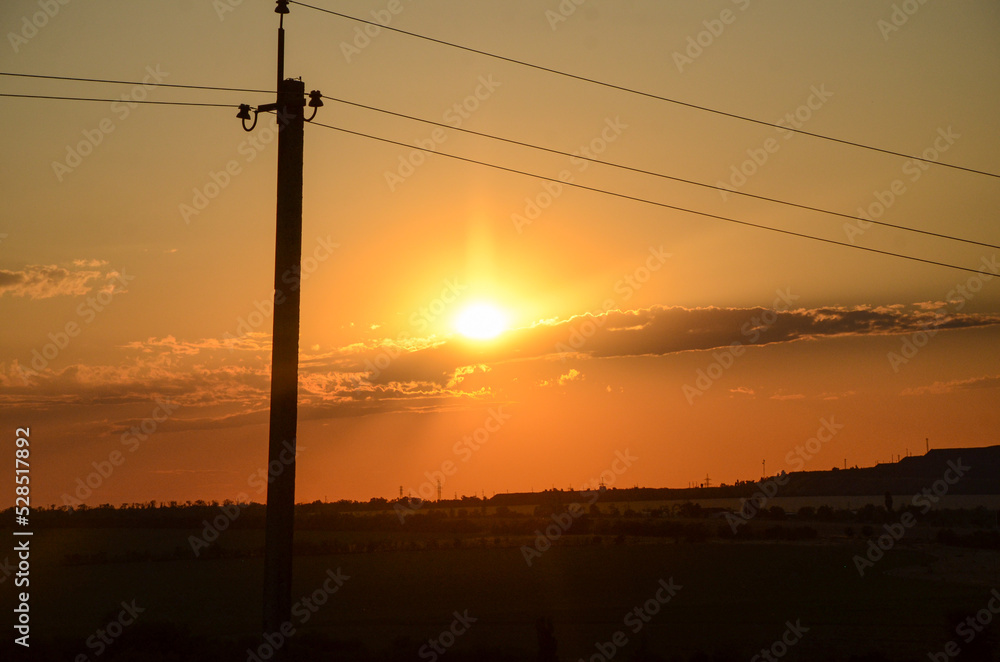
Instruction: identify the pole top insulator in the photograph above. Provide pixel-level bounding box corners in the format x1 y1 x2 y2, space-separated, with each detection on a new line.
275 0 290 14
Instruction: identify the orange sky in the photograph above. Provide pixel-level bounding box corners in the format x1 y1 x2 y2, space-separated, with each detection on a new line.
1 1 999 505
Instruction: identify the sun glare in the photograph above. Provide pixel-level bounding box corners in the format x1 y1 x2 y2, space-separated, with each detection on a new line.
455 303 508 340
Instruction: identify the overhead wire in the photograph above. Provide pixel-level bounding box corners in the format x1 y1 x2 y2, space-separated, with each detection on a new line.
290 0 999 180
307 120 993 276
0 71 272 94
320 93 1000 251
3 73 995 250
0 92 237 108
3 74 995 272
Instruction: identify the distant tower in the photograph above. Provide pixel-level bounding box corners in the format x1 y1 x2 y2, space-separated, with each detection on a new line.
399 485 403 499
704 473 711 488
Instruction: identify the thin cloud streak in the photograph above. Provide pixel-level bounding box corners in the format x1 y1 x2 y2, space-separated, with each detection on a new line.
3 302 998 432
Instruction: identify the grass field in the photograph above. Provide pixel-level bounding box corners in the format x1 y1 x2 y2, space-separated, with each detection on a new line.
5 523 999 661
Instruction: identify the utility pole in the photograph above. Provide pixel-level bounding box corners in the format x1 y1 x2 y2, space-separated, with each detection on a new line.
237 1 322 653
261 68 303 646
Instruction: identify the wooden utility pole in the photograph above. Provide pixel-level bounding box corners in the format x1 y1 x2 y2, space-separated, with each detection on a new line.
261 69 304 641
237 1 322 652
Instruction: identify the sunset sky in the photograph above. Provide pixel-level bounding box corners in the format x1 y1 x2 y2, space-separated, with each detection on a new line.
1 0 998 506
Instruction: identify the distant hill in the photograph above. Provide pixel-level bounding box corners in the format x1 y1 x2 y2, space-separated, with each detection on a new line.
488 445 1000 507
779 445 1000 497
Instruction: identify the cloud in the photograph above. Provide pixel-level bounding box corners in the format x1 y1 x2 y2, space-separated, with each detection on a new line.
444 363 492 388
1 355 271 411
770 393 806 401
0 264 105 299
540 368 584 388
820 390 856 401
354 303 1000 386
122 335 236 356
5 302 998 434
0 262 127 300
901 375 1000 396
559 369 583 385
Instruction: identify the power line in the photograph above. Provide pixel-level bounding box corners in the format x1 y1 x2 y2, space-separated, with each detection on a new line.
6 74 997 251
307 120 991 276
320 93 1000 251
291 0 999 180
0 71 272 94
0 92 236 108
6 87 995 259
6 74 994 250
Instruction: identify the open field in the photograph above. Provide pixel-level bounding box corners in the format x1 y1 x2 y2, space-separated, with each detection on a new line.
347 494 1000 518
4 521 999 661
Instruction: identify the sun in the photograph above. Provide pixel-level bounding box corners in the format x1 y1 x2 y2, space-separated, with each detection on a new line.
454 303 508 340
